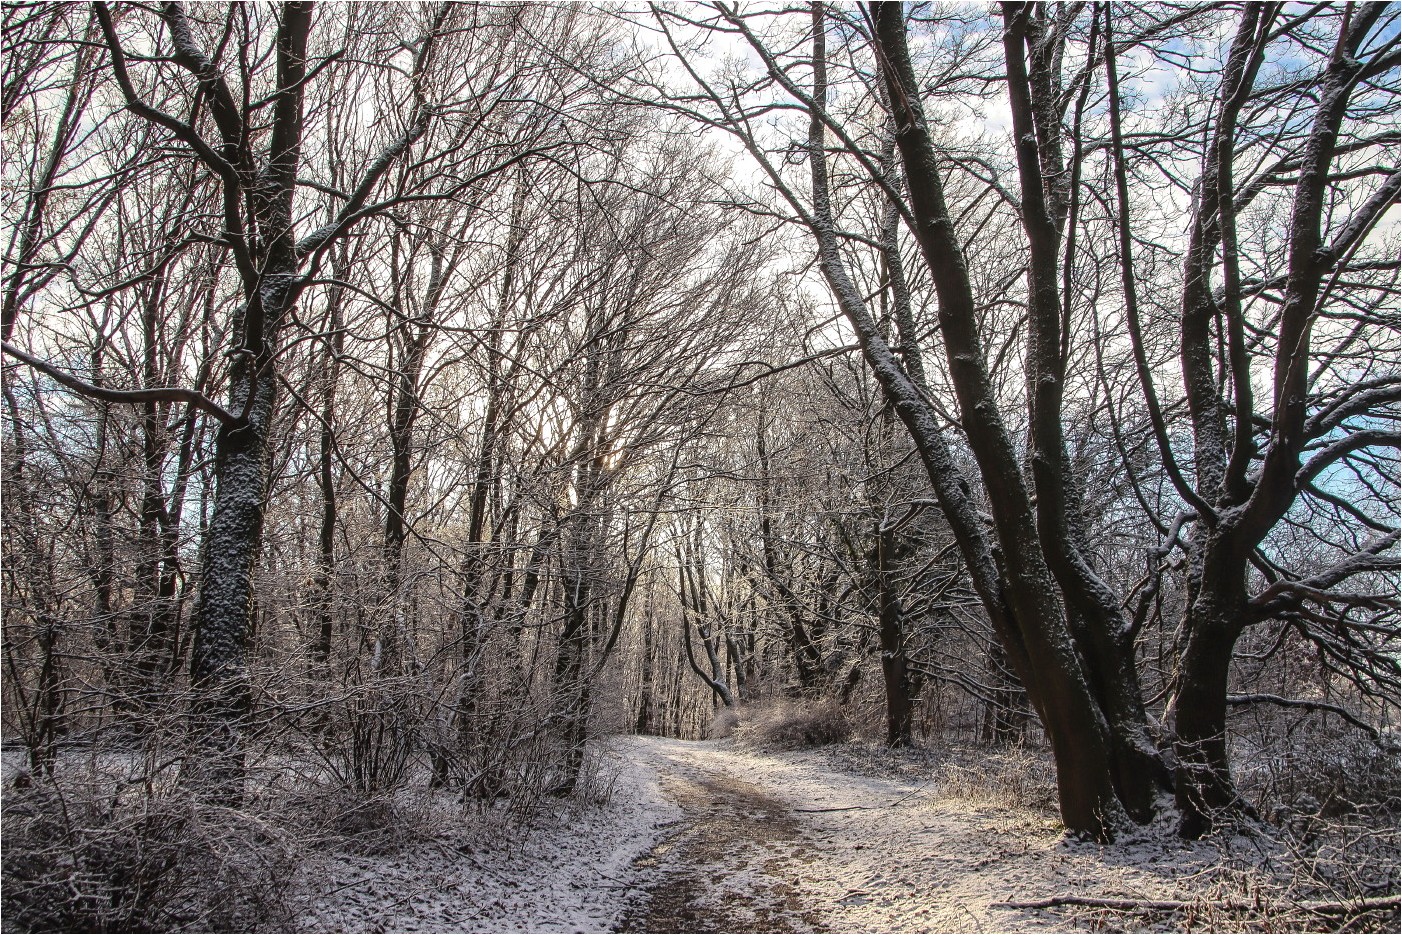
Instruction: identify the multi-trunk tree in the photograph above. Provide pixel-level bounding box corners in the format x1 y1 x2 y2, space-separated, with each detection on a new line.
645 0 1398 838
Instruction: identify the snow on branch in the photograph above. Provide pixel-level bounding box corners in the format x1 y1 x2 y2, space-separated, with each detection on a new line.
2 340 238 424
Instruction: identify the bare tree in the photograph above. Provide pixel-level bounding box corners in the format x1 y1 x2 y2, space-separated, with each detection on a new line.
639 0 1397 839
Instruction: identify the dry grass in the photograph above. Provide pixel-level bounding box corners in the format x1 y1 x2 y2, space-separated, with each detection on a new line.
705 707 742 739
816 731 1397 932
732 700 853 751
935 745 1060 813
817 734 1060 814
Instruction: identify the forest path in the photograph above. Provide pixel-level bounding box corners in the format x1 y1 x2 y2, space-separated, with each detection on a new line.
607 736 1202 934
615 739 828 933
290 735 1215 932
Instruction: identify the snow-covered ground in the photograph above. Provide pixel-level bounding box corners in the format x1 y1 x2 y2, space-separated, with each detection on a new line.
11 734 1387 932
289 734 1259 933
290 745 680 933
5 731 1390 931
610 736 1231 933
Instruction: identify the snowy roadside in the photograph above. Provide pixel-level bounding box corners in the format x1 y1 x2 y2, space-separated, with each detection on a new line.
7 732 1388 933
289 740 680 934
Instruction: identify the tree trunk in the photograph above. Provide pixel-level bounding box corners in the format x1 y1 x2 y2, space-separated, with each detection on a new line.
131 283 177 705
188 356 277 803
311 303 341 675
755 428 823 695
1163 6 1388 837
867 1 1127 839
1172 526 1256 837
875 526 915 747
553 568 591 793
635 611 655 734
999 3 1166 821
379 313 434 674
179 0 313 803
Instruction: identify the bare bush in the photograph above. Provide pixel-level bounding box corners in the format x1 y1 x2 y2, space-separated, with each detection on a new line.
453 706 552 809
705 707 741 739
1244 726 1401 824
1047 817 1401 933
2 771 293 932
298 680 424 797
815 732 1060 814
1226 721 1401 907
569 746 623 810
734 700 852 751
271 778 445 859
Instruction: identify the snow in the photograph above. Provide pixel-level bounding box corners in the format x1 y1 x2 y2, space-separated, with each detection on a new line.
609 736 1229 934
287 735 1244 933
13 733 1355 932
290 746 679 934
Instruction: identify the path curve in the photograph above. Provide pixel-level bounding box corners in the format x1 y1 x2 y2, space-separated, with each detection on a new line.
609 735 1215 934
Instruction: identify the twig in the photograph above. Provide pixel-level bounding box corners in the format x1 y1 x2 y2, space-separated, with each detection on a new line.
1001 894 1400 915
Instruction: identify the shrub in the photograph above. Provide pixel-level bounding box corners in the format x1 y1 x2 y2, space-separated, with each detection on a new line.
734 700 851 750
569 746 622 809
937 745 1059 812
1280 729 1398 820
305 682 419 796
2 775 293 932
705 707 741 739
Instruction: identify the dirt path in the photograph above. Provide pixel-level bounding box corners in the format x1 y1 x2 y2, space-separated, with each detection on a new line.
616 753 827 933
285 734 1255 933
608 736 1218 934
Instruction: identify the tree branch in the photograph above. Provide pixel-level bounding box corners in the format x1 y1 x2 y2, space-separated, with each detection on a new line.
1227 692 1383 743
1295 428 1397 489
2 340 237 424
1002 894 1399 915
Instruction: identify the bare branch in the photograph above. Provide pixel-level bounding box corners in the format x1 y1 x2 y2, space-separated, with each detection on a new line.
3 339 237 424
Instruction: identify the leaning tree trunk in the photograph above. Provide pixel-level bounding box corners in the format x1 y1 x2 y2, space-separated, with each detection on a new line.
865 1 1128 838
999 3 1167 821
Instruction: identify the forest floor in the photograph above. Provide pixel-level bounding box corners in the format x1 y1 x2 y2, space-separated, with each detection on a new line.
289 734 1327 933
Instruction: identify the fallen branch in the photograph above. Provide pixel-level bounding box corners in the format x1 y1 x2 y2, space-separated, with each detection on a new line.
1001 894 1400 915
793 782 936 813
